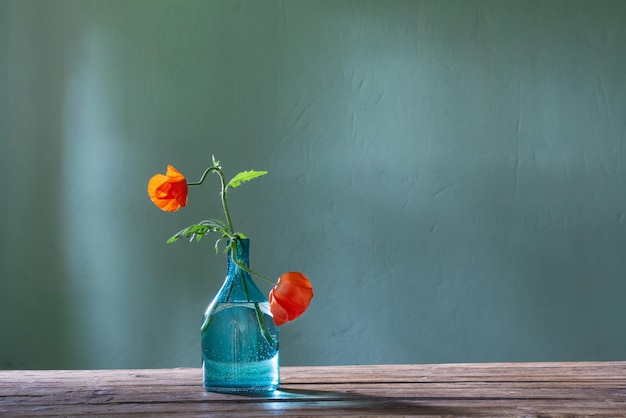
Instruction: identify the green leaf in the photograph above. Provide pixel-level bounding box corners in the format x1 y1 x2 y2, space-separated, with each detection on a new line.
166 220 228 243
215 236 228 253
201 218 229 230
226 170 268 189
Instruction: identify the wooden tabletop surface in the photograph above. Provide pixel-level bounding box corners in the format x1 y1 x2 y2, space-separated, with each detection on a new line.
1 362 625 416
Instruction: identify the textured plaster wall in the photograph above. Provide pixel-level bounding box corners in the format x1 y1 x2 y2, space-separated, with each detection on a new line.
1 0 626 369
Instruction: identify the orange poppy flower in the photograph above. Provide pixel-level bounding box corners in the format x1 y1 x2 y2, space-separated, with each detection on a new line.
148 165 189 212
269 272 314 326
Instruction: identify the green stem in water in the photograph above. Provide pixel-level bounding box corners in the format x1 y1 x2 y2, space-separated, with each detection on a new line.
200 243 274 335
253 302 275 346
230 239 276 345
239 265 276 347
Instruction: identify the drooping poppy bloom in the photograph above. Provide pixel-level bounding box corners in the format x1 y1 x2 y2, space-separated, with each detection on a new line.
269 272 314 326
148 165 189 212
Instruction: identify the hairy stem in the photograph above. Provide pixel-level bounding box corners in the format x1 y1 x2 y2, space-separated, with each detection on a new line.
187 165 234 235
216 167 234 234
230 250 276 286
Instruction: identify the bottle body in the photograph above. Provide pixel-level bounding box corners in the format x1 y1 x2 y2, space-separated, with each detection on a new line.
201 239 279 392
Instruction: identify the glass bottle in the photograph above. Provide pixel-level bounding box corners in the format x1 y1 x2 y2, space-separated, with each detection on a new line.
201 239 279 392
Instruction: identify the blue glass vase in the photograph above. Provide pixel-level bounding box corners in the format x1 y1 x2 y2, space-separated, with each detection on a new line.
201 238 279 393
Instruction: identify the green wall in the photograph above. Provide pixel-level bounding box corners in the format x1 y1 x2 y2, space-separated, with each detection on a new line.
2 0 626 369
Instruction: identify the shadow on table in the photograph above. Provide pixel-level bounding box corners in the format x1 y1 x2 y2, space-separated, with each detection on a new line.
229 388 473 416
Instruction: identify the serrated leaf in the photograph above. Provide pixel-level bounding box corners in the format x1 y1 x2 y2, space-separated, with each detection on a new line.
227 170 268 189
200 219 229 230
166 220 228 244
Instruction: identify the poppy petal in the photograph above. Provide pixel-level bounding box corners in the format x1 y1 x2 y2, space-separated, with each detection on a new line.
268 290 290 326
148 165 188 212
269 272 313 326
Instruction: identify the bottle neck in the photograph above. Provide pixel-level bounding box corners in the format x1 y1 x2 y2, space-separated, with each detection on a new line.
218 238 266 303
227 238 250 277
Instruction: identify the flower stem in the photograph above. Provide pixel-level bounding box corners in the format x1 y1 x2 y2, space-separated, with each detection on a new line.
239 267 275 346
188 165 234 235
216 167 234 234
230 252 276 286
188 162 273 284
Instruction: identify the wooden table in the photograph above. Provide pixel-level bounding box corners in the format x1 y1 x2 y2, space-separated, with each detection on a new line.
1 362 625 416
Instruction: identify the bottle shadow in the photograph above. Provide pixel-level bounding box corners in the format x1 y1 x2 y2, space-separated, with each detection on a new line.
231 388 468 415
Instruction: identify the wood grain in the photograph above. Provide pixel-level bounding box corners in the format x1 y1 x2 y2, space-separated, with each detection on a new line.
1 362 625 416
